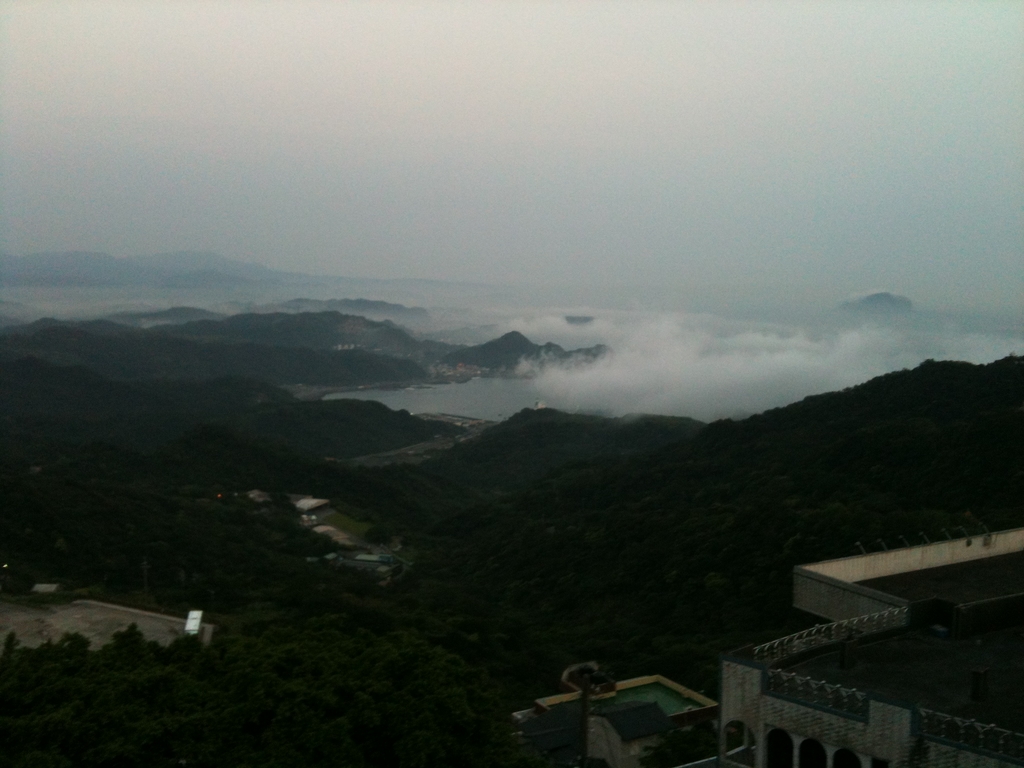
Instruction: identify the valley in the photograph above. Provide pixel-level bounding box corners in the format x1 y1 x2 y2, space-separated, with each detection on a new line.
1 304 1021 765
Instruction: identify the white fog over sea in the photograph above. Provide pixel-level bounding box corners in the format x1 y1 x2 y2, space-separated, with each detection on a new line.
328 310 1024 423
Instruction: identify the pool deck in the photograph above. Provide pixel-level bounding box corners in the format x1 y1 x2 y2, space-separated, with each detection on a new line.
536 674 716 716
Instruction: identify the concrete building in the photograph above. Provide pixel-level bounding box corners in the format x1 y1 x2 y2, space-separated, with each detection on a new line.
717 527 1024 768
792 527 1024 627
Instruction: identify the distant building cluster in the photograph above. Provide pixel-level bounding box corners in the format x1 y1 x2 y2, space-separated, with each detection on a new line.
429 362 486 381
246 491 411 584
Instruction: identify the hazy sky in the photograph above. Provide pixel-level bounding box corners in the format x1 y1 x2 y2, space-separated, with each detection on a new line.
1 1 1021 316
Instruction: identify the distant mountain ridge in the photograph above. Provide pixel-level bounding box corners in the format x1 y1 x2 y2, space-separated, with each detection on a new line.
159 311 456 365
255 298 430 323
0 251 288 288
839 292 913 315
0 252 495 308
441 330 607 371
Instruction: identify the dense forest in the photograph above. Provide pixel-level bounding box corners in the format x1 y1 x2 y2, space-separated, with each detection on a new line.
0 321 426 385
422 408 704 490
161 310 455 364
0 356 461 454
0 351 1021 766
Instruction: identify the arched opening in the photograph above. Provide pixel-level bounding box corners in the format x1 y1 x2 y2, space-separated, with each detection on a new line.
767 728 794 768
724 720 756 766
834 749 861 768
799 739 827 768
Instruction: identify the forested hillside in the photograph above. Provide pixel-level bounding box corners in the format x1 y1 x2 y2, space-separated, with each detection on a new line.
0 357 459 454
0 321 425 385
422 408 704 490
0 354 1020 765
412 356 1024 692
162 310 455 364
0 625 533 768
0 428 470 609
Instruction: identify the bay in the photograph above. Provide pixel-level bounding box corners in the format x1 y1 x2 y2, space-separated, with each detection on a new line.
324 377 554 421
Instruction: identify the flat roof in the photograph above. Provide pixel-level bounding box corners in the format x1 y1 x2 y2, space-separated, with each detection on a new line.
791 628 1024 733
858 550 1024 604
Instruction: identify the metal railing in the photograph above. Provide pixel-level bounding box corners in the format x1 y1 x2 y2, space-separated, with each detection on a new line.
919 709 1024 761
753 607 908 664
766 669 869 717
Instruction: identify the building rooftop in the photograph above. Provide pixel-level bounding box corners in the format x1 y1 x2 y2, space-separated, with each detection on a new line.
858 550 1024 604
519 698 674 766
597 700 676 742
791 627 1024 733
793 526 1024 623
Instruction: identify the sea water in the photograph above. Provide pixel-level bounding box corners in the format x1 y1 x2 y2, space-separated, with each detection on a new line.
324 377 556 421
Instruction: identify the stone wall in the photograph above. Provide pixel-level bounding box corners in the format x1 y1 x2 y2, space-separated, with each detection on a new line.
718 656 1021 768
793 569 908 621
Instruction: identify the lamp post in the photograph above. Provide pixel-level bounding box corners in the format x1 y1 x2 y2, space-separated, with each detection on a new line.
578 665 595 767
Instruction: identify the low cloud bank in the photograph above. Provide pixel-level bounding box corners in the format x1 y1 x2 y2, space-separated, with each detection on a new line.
515 313 1022 421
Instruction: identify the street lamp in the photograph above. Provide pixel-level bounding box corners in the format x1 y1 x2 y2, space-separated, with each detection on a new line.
577 664 596 767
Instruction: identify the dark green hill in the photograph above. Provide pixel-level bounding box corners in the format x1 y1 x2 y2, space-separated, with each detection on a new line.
226 399 462 459
0 322 425 385
104 306 227 326
0 431 534 767
418 356 1024 690
4 352 1022 711
440 331 607 371
0 424 473 602
0 357 458 455
422 408 704 490
163 310 455 364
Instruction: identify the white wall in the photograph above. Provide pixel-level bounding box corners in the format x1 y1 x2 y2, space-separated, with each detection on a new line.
793 570 906 621
801 528 1024 584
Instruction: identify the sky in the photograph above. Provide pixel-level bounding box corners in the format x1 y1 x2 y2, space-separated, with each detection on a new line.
1 1 1021 318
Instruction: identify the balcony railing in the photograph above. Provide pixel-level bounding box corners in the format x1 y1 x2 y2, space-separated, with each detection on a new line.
766 669 869 717
753 607 908 665
919 708 1024 761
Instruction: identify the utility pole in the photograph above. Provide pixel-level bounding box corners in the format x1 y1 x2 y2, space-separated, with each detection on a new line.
578 665 594 767
141 557 150 594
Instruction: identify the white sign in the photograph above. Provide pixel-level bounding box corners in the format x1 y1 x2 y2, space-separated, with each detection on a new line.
184 610 203 635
